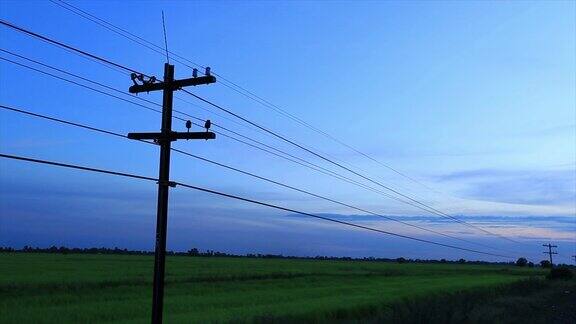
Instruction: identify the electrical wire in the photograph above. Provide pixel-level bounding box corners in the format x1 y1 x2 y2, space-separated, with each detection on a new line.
48 0 454 200
0 51 451 219
0 21 521 243
0 103 508 252
184 91 521 243
0 19 145 76
0 152 515 258
49 0 205 69
0 56 168 118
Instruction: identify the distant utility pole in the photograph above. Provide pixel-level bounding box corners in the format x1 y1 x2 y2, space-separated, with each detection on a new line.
572 255 576 265
542 243 558 267
127 63 216 324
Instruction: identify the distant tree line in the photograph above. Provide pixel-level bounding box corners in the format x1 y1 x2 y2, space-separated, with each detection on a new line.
0 246 156 255
1 246 573 267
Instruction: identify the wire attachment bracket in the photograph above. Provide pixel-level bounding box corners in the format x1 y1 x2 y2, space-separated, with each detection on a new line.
156 180 177 188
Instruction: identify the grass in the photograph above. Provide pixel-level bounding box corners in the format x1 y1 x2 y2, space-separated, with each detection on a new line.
369 277 576 323
0 253 546 323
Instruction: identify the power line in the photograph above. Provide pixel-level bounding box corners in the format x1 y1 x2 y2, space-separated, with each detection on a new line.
0 48 213 126
211 123 402 195
0 152 514 258
45 0 462 206
173 95 260 133
212 130 416 201
0 36 267 136
0 51 382 197
210 130 467 219
44 0 428 199
49 0 494 237
212 126 481 222
0 51 374 195
49 0 205 69
0 48 161 108
47 0 306 141
48 0 317 136
184 91 521 243
49 0 456 202
0 52 202 124
0 47 267 139
172 147 508 252
1 103 508 253
0 19 143 76
0 22 519 243
7 56 513 246
0 104 127 139
0 19 375 186
0 50 452 221
0 153 156 182
211 79 451 197
39 3 523 242
177 182 513 258
0 55 169 118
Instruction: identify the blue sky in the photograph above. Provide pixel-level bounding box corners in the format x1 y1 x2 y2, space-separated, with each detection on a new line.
0 0 574 263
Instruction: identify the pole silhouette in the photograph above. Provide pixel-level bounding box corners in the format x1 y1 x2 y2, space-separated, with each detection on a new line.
127 63 215 324
542 243 558 267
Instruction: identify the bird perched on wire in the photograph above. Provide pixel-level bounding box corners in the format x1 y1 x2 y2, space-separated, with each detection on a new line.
204 119 211 132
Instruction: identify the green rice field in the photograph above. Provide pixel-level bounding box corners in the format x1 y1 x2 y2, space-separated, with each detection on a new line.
0 253 547 323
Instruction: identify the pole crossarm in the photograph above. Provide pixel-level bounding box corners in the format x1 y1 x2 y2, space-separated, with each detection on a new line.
129 75 216 93
128 131 216 141
542 243 558 267
126 63 216 324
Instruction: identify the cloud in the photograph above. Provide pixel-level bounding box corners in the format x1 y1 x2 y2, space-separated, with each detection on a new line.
2 168 574 262
341 144 510 160
438 168 576 207
285 213 575 229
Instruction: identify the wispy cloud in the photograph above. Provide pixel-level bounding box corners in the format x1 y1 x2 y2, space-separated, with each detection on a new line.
437 168 576 207
2 166 574 261
285 213 575 228
284 213 575 242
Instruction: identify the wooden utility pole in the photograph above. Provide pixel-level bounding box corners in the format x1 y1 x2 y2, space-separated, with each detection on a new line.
542 243 558 267
127 64 216 324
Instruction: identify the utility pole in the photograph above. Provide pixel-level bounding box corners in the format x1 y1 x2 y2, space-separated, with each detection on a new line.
542 243 558 267
127 63 216 324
